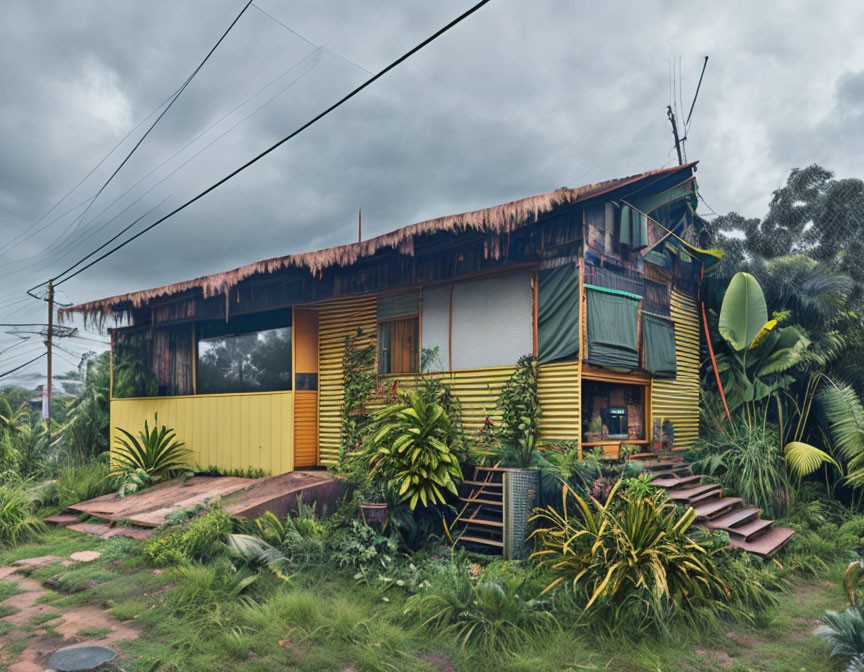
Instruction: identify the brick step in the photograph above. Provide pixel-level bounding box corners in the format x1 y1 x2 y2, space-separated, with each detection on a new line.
667 483 720 501
457 535 504 549
703 506 762 530
692 497 743 520
652 474 701 489
727 517 774 541
729 526 795 556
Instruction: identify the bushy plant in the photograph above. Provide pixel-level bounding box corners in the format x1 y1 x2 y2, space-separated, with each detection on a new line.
529 482 728 633
339 328 376 454
816 607 864 671
43 459 112 509
111 414 191 496
365 391 462 510
492 354 541 468
329 519 399 574
0 481 46 546
57 351 110 463
403 557 556 651
144 505 235 566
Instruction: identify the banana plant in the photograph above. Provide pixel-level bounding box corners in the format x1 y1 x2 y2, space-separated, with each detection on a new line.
716 272 838 480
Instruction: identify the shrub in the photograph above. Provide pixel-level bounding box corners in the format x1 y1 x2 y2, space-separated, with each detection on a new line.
45 460 112 509
529 482 728 633
110 414 191 496
816 607 864 671
329 519 399 574
365 391 462 510
144 506 234 566
0 481 46 546
403 558 556 651
492 354 541 468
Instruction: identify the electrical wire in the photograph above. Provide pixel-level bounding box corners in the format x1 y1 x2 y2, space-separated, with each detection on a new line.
50 0 493 288
0 353 46 379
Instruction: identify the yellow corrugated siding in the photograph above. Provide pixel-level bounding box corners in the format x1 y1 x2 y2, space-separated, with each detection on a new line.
538 359 581 443
110 391 294 475
651 290 701 447
316 295 377 465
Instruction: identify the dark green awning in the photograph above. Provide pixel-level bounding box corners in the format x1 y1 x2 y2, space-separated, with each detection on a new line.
643 314 677 378
537 263 580 364
585 287 639 370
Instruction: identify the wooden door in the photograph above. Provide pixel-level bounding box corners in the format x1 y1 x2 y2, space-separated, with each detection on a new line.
293 308 319 468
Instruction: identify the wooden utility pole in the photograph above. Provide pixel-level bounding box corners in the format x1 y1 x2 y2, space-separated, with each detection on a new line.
666 105 684 166
43 280 53 428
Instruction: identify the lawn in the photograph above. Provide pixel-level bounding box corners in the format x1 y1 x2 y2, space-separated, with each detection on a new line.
0 528 847 672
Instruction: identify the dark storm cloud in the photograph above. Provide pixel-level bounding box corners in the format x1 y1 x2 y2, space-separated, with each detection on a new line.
1 0 862 384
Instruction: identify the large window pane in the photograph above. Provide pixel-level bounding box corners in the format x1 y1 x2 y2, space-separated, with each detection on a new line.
198 326 292 394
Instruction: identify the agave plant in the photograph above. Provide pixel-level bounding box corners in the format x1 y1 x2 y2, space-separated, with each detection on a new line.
110 414 190 496
816 607 864 670
365 391 462 510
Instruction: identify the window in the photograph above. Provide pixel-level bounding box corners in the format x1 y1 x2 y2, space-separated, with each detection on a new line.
197 313 292 394
378 291 419 374
582 379 646 443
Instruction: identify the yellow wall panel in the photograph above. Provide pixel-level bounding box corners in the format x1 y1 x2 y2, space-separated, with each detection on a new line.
316 295 377 465
538 359 581 443
110 391 294 475
650 290 701 448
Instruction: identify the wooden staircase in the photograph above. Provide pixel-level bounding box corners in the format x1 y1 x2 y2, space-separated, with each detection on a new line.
639 456 795 556
450 466 505 552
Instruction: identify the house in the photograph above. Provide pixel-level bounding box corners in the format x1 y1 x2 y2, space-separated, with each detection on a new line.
62 162 721 475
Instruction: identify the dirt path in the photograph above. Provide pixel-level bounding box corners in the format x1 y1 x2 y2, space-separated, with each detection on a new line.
0 554 138 672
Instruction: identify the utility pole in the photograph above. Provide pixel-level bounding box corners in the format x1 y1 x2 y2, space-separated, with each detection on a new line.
43 280 53 431
358 208 362 243
666 105 684 166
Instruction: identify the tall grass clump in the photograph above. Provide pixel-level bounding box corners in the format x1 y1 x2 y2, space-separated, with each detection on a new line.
0 481 46 546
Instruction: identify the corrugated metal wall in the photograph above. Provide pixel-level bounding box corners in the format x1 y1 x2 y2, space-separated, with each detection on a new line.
293 391 318 467
316 295 377 465
110 391 294 475
650 289 701 447
538 359 581 444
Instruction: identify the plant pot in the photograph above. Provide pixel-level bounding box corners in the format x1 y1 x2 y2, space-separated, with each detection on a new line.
359 502 388 527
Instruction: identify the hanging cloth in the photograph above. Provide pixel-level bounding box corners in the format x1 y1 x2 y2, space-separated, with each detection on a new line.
537 263 580 364
643 315 677 378
585 286 640 370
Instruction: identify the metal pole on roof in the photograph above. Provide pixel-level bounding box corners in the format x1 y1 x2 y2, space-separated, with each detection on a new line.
358 208 362 243
666 106 684 166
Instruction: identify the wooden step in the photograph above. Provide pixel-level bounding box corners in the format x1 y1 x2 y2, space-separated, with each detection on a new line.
461 517 503 528
667 483 719 501
457 535 504 548
652 474 701 489
462 480 503 488
692 497 743 520
460 496 503 506
727 517 774 541
703 506 762 530
44 513 80 526
729 526 795 556
688 487 724 505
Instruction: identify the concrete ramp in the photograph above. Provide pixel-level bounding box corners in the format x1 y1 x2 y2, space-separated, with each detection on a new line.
52 471 342 539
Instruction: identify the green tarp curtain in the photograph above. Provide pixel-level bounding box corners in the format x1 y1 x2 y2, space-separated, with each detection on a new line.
643 314 677 378
619 205 649 249
537 263 580 364
586 287 639 370
632 182 696 216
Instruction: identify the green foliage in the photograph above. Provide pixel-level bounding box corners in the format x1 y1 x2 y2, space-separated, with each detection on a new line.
689 420 791 517
329 519 399 574
235 504 326 565
403 558 556 651
0 481 46 546
816 607 864 671
719 271 769 352
529 482 728 633
339 328 376 453
492 354 541 468
112 333 158 398
819 381 864 487
43 459 112 510
57 351 110 463
365 390 462 510
163 560 257 617
111 414 191 496
144 506 235 566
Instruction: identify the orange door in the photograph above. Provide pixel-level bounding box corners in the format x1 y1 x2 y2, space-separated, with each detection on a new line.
293 308 319 468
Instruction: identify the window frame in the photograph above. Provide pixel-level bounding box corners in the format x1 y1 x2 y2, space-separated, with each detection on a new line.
377 313 420 376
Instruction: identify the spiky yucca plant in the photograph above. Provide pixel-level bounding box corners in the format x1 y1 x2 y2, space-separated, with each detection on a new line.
110 414 190 496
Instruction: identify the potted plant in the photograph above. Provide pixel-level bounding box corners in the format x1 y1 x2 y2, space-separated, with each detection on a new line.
357 477 389 528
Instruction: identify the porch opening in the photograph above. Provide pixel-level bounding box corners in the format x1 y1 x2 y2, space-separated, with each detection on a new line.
581 377 648 455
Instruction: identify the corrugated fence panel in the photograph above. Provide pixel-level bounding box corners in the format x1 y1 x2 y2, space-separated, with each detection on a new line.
110 391 294 475
316 295 377 465
650 289 700 447
538 359 581 443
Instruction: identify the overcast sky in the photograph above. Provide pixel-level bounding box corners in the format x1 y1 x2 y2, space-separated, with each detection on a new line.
1 0 863 387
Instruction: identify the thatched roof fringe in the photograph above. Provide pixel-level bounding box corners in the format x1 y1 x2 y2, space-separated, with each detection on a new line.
61 163 696 322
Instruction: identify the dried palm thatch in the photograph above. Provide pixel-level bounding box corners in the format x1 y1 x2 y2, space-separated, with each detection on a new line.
61 163 696 324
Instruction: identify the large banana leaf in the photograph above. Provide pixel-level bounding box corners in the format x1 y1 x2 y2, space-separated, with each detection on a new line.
783 441 840 478
719 272 768 352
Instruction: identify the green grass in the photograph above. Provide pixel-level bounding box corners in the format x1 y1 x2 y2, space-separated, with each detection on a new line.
30 610 62 625
0 528 849 672
77 625 113 639
0 604 20 617
0 579 22 602
0 527 103 564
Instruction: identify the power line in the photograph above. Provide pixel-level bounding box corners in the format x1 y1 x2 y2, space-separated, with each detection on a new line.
51 0 493 288
0 353 46 379
251 2 373 75
685 56 709 128
28 0 254 295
